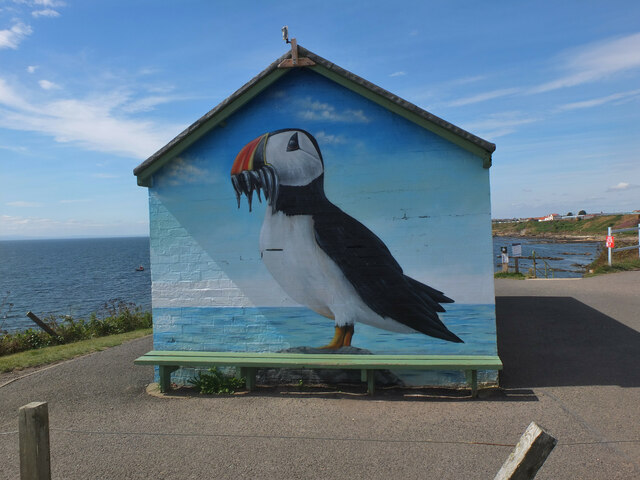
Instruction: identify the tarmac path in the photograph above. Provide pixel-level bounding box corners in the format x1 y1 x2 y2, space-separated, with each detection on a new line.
1 272 639 479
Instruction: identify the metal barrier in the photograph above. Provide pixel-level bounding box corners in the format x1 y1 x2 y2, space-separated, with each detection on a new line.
607 224 640 266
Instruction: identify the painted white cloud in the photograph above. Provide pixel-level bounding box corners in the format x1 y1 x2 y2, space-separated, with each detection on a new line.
297 97 370 123
32 8 60 17
313 131 346 145
0 22 33 50
27 65 38 74
0 77 181 159
530 32 640 94
557 89 640 111
38 79 60 90
390 71 406 77
158 157 217 186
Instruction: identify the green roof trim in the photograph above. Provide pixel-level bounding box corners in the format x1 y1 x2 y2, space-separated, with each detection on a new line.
134 45 495 186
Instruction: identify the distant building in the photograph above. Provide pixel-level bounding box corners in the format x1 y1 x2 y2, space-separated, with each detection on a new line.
538 213 560 222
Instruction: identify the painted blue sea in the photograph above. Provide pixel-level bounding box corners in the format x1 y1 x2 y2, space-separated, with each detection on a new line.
0 237 151 333
153 305 498 386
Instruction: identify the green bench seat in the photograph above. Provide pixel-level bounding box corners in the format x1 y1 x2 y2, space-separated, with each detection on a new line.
134 350 503 397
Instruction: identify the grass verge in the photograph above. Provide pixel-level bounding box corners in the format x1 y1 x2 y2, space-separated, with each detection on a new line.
584 243 640 277
494 272 526 280
0 328 151 373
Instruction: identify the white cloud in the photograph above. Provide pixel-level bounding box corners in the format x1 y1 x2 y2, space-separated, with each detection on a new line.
297 97 370 123
32 8 60 17
0 77 180 159
34 0 66 7
0 213 145 238
557 89 640 111
463 112 539 139
121 95 179 113
447 88 520 107
6 201 43 207
38 79 60 90
27 65 38 74
530 32 640 94
92 173 119 179
59 198 92 204
607 182 640 192
0 22 33 50
390 71 406 77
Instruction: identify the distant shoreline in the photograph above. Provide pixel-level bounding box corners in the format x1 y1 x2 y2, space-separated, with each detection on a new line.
492 232 603 243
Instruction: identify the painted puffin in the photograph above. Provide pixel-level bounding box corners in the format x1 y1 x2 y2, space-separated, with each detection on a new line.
230 128 462 348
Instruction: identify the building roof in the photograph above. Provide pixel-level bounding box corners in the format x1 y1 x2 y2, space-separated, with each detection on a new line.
134 44 496 187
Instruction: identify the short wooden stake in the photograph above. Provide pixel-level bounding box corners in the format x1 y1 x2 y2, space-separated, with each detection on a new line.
26 312 58 338
494 422 557 480
19 401 51 480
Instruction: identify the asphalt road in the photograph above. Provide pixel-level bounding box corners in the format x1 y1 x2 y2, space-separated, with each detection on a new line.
1 272 639 479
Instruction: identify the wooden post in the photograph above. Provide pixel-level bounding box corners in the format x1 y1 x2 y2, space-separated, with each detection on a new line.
26 312 58 338
494 422 557 480
531 251 537 278
19 402 51 480
514 257 519 274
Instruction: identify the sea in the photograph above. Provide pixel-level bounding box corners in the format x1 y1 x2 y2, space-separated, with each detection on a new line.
0 236 601 334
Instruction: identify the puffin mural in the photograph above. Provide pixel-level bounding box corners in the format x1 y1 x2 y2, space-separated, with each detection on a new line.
230 128 463 349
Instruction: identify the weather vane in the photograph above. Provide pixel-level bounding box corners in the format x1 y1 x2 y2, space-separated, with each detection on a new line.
278 26 315 68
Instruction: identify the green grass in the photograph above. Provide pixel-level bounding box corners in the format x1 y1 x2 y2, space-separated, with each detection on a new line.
494 272 526 280
0 328 151 373
584 242 640 277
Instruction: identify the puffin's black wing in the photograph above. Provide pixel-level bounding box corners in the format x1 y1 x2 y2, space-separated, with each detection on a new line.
312 203 462 343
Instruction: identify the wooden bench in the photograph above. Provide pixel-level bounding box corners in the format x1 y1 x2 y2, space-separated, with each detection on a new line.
134 350 503 397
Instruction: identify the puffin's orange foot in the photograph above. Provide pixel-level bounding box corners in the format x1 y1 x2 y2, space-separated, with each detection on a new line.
320 325 355 349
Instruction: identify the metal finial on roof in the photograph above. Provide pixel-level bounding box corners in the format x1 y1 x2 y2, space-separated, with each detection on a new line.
277 28 315 69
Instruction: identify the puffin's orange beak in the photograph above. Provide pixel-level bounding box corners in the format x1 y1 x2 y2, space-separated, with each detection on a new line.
231 133 268 175
230 133 277 211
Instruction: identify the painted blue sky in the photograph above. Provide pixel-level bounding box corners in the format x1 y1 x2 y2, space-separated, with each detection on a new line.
1 1 639 238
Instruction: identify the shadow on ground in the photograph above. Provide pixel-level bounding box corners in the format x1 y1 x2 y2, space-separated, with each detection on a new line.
496 296 640 388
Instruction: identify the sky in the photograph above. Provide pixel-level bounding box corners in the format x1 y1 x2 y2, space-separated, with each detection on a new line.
1 0 639 238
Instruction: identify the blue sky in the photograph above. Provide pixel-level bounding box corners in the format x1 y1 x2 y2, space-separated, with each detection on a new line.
1 1 639 238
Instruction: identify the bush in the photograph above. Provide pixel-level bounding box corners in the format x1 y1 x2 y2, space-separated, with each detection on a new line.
188 367 245 394
0 299 151 357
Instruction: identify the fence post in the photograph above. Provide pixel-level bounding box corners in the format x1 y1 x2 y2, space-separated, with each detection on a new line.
608 226 612 266
18 402 51 480
494 422 557 480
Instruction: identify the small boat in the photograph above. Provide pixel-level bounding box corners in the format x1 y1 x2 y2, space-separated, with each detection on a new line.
135 266 144 271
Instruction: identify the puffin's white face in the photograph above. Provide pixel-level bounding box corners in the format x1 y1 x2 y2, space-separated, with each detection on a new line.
264 130 324 187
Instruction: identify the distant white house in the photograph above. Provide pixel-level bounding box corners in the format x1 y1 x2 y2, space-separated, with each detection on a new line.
539 213 560 222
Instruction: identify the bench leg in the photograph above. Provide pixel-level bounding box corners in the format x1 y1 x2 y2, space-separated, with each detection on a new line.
366 369 375 395
159 366 178 393
243 367 256 391
465 370 478 398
